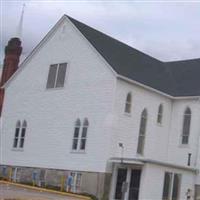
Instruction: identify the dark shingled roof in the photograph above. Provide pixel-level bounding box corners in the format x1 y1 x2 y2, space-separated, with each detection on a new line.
68 16 200 97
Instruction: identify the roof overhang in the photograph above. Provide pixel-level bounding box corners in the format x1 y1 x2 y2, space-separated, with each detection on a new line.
110 157 198 173
117 75 200 100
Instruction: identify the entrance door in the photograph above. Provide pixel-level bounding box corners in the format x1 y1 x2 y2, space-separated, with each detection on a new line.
115 168 127 199
128 169 141 200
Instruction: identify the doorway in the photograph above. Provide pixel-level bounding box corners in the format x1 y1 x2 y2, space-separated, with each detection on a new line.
114 168 141 200
128 169 141 200
115 168 127 199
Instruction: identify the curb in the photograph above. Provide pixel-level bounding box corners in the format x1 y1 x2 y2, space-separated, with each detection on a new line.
0 180 91 200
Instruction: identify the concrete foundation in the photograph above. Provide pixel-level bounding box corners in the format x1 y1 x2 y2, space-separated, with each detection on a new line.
0 165 111 200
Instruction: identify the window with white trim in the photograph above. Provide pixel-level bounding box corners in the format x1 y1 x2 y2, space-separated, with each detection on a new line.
137 109 147 155
13 121 21 148
162 172 181 200
157 104 163 124
124 92 132 114
13 120 27 149
19 120 27 148
80 119 89 150
46 63 67 89
72 119 81 150
72 118 89 151
181 107 191 145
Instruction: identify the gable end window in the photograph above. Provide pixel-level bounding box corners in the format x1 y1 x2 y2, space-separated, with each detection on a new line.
181 107 191 145
46 63 67 89
125 93 132 114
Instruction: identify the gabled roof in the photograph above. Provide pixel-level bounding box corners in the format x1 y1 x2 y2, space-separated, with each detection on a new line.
68 16 200 97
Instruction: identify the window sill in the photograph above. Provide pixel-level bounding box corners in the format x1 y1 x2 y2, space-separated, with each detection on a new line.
179 144 190 148
70 150 86 154
11 148 24 152
45 87 65 91
124 112 131 117
136 153 144 157
157 122 163 127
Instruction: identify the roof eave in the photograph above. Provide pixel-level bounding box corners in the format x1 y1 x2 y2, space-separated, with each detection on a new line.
117 75 200 100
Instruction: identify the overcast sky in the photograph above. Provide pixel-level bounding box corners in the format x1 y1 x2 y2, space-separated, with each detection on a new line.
1 0 200 66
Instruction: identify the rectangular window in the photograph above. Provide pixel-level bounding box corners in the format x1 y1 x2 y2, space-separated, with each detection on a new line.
46 63 67 89
162 172 181 200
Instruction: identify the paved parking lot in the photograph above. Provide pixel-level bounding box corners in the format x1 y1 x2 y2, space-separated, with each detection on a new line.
0 183 81 200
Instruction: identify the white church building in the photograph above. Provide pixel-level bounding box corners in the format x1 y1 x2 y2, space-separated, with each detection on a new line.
1 15 200 200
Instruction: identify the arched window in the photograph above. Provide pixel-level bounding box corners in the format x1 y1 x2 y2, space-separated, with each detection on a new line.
157 104 163 124
80 118 89 150
181 107 191 145
13 121 21 148
19 120 27 148
124 93 132 114
72 119 81 150
137 109 147 155
72 118 89 151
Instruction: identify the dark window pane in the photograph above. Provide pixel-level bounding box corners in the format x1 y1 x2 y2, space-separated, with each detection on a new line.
13 128 20 148
19 138 24 148
81 127 87 138
21 128 26 138
182 108 191 144
125 93 131 113
172 174 181 200
182 135 189 144
74 127 80 138
125 103 131 113
80 139 86 150
137 109 147 154
128 170 141 200
72 139 78 150
157 105 163 124
15 128 20 137
162 172 172 200
13 138 18 148
137 136 144 154
55 63 67 88
115 168 127 200
46 65 57 89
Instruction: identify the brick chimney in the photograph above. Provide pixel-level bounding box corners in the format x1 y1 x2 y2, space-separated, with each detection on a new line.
0 37 22 115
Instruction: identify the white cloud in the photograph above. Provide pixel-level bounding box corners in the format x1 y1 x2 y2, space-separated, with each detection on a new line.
1 1 200 65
